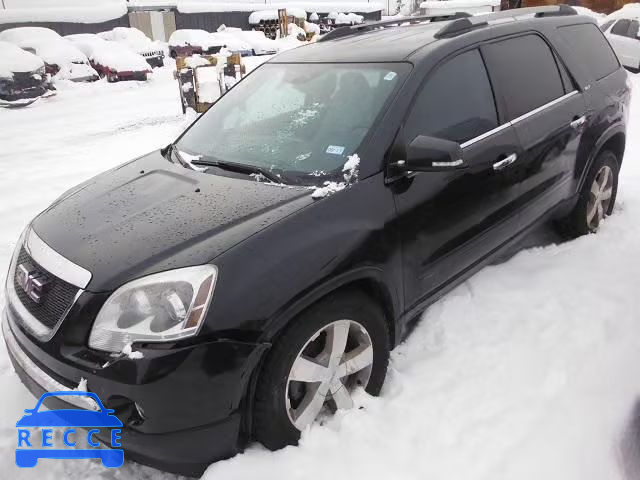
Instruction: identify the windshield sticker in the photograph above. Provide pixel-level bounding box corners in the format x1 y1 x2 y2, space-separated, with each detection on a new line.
384 72 398 81
326 145 345 155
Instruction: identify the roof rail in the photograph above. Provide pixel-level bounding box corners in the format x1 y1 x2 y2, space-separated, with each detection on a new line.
318 12 471 43
433 4 577 39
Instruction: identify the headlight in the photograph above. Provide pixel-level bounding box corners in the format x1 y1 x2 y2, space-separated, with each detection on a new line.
89 265 217 353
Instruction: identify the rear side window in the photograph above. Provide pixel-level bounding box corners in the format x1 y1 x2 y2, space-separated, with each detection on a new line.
611 19 631 36
558 24 619 80
404 49 498 144
483 34 565 120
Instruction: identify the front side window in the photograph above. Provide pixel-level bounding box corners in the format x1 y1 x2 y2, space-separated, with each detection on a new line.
175 62 409 184
483 34 565 120
600 19 615 32
404 49 498 145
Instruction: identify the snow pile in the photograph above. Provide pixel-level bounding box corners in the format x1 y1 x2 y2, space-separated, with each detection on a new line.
248 8 307 23
288 22 308 38
74 377 88 392
605 3 640 21
311 153 360 199
0 41 44 78
169 29 224 49
0 26 61 47
99 27 165 55
327 11 364 24
66 34 150 72
218 26 279 54
0 0 127 25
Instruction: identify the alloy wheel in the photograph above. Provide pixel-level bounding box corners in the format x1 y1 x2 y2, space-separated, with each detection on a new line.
586 165 614 231
285 319 373 431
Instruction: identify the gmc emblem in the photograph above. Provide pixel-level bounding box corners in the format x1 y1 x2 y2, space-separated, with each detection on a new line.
16 263 49 304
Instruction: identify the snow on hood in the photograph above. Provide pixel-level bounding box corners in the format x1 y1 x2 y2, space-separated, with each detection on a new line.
66 34 149 72
29 39 89 66
0 41 44 78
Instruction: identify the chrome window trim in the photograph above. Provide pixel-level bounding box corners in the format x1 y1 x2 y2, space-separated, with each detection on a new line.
2 312 98 411
460 90 579 149
24 227 91 289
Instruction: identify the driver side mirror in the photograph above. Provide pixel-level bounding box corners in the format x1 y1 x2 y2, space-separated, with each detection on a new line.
398 135 465 172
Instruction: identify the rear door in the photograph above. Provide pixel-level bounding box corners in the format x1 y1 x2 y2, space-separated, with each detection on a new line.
482 33 588 225
393 48 524 308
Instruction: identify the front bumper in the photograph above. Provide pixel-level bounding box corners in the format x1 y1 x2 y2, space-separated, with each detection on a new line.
3 307 268 476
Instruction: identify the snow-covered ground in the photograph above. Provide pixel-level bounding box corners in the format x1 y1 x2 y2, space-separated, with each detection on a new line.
1 67 640 480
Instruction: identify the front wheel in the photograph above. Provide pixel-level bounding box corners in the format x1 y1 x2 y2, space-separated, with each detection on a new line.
253 291 389 450
557 149 619 237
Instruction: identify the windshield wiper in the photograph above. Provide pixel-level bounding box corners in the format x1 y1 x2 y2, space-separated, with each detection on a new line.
191 158 285 184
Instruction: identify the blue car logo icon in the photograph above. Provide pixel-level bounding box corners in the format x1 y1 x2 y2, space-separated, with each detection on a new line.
16 391 124 468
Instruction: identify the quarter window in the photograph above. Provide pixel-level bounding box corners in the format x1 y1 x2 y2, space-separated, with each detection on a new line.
404 49 498 144
483 34 565 120
611 19 632 36
558 24 619 81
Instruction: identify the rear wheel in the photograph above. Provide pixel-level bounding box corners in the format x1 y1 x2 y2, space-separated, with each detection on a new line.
254 291 389 450
557 149 619 237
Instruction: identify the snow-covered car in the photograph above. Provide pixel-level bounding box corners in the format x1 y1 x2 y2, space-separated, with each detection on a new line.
98 27 165 68
601 8 640 71
65 34 151 82
0 41 52 105
168 29 224 58
215 26 278 55
0 27 99 82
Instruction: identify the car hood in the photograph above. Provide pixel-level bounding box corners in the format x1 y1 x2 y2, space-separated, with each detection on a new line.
32 150 312 292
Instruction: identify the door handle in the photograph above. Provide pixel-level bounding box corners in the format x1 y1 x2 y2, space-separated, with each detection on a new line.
493 153 517 171
570 115 587 130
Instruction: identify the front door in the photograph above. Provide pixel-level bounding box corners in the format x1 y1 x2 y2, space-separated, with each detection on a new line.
392 48 524 310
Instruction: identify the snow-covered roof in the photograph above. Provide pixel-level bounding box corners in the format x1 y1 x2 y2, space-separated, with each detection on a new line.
0 40 44 78
177 1 384 14
0 27 62 47
0 0 128 25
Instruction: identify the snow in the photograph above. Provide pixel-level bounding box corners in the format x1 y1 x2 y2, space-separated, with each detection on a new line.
122 343 144 360
1 59 640 480
98 27 165 55
572 6 606 20
327 12 364 24
74 377 88 392
248 8 308 23
311 154 360 198
177 1 384 14
217 26 280 54
65 34 151 72
169 29 224 49
0 0 127 25
420 0 500 15
0 41 44 78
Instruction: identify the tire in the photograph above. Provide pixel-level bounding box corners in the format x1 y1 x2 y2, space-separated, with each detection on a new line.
557 149 619 238
254 290 390 450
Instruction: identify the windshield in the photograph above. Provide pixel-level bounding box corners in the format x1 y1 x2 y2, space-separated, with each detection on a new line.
175 62 409 184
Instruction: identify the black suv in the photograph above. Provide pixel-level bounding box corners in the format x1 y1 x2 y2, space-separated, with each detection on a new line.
3 6 630 476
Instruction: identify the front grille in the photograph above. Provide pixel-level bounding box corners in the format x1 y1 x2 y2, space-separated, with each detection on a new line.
12 247 79 331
